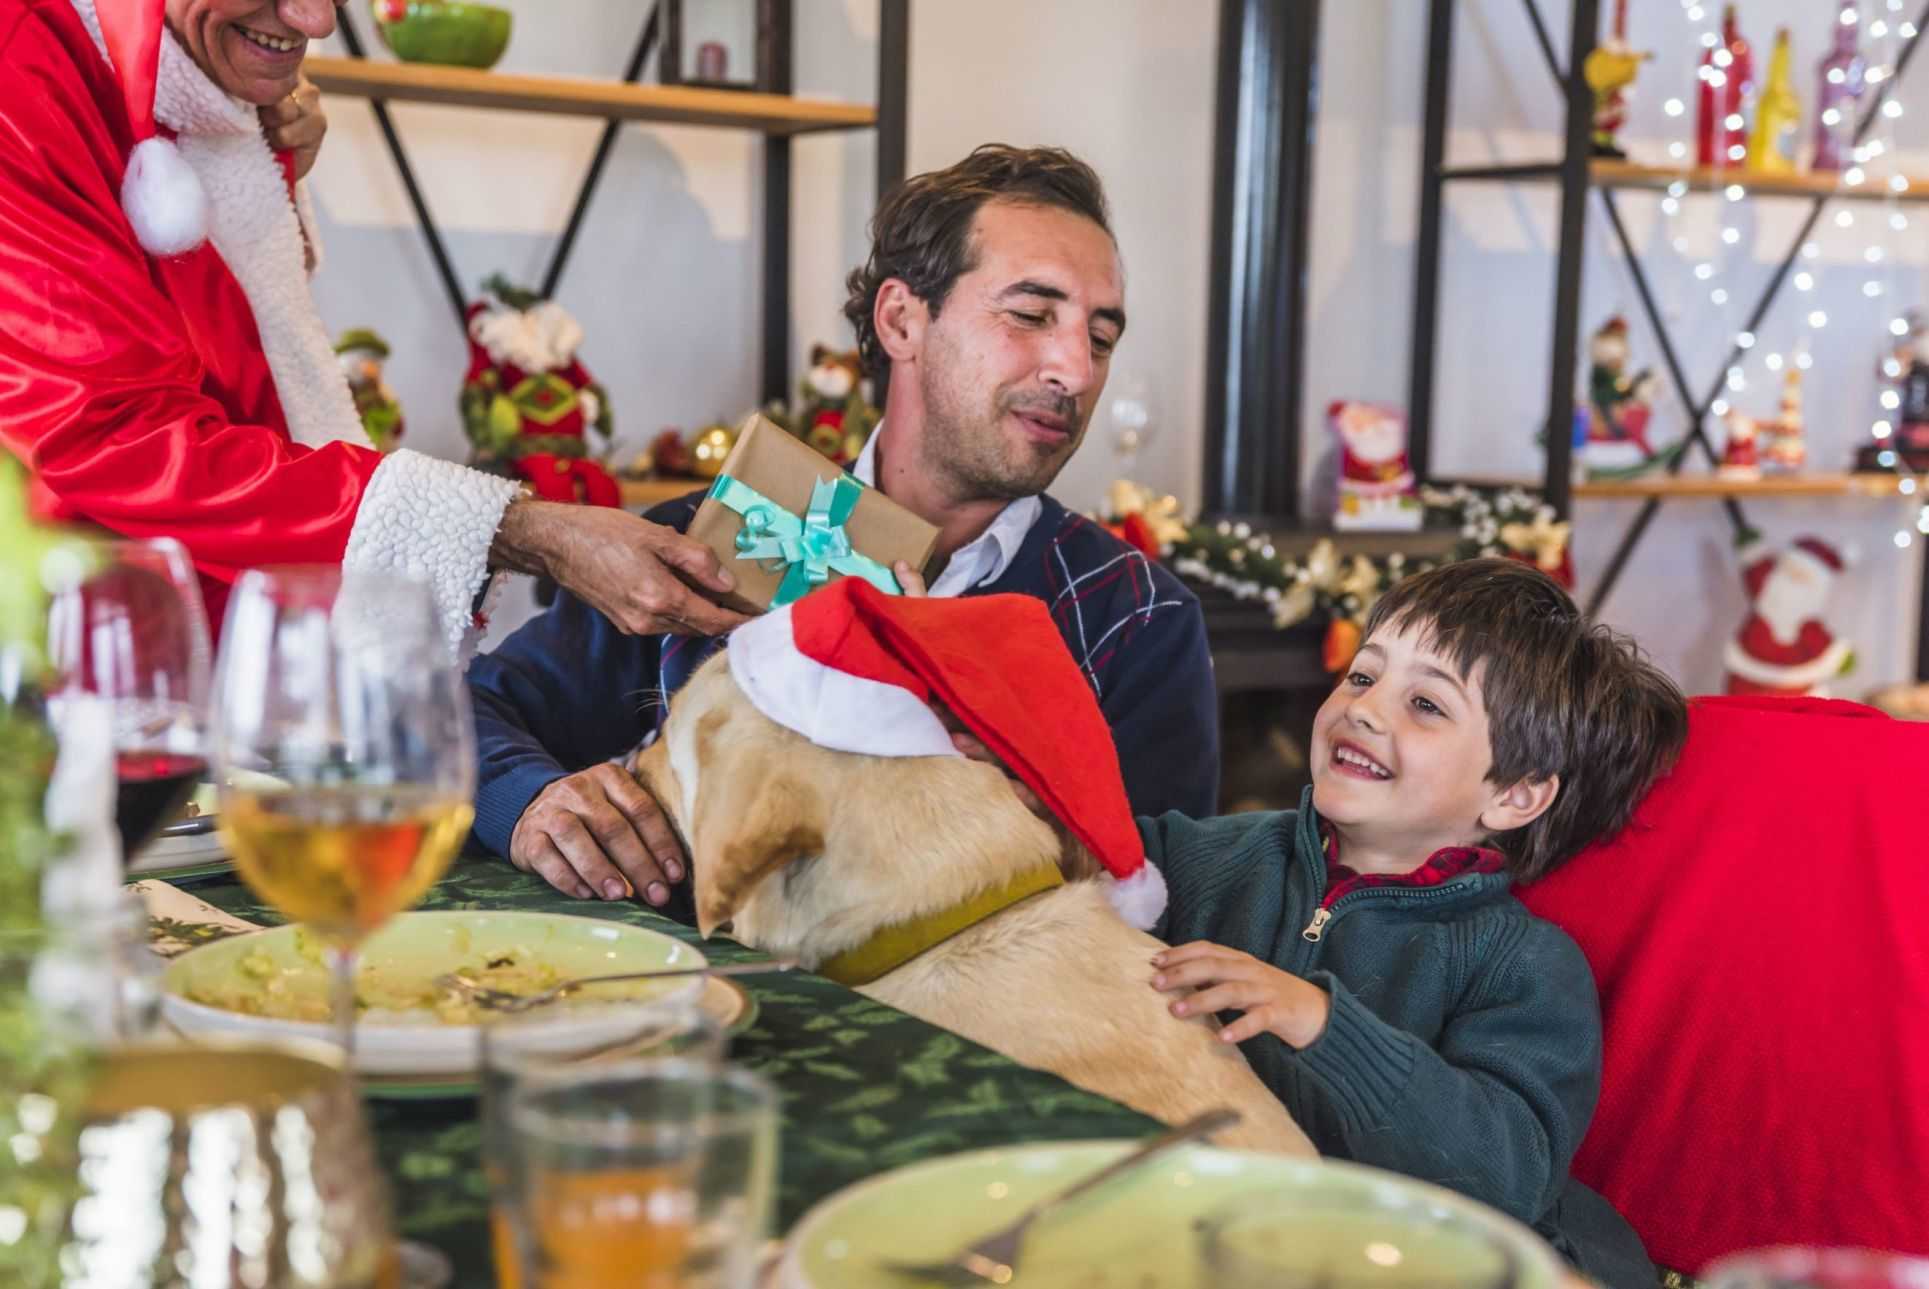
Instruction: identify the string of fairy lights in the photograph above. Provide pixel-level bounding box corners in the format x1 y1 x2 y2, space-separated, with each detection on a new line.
1653 1 1924 548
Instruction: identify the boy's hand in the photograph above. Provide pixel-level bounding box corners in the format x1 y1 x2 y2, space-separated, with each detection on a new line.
1151 942 1332 1048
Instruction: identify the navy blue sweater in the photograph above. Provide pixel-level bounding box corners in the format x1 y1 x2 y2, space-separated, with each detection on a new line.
467 491 1221 857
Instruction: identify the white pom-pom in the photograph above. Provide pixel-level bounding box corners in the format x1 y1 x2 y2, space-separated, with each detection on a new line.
121 137 208 256
1102 860 1168 931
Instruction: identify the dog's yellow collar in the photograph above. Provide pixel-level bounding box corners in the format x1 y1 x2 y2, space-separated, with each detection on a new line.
815 865 1066 988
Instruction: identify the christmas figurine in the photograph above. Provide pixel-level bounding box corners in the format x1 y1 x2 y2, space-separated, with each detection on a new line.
1581 316 1662 473
334 328 403 453
796 345 877 468
1329 401 1422 532
1759 366 1806 473
1724 535 1854 698
1698 6 1755 168
1584 0 1651 159
1900 314 1929 448
1857 311 1929 471
1718 409 1761 480
459 274 619 507
1812 0 1867 172
1747 27 1802 174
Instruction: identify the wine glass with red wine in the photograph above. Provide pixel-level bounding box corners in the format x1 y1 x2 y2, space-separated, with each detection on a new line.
44 538 212 861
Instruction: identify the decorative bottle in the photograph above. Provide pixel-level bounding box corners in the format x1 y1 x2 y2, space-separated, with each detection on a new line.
1698 5 1756 168
1812 0 1866 172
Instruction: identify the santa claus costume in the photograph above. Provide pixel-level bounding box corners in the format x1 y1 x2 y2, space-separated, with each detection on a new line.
0 0 518 658
1724 536 1854 698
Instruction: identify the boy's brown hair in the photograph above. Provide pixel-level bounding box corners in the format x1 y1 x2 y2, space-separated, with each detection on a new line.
1360 557 1687 881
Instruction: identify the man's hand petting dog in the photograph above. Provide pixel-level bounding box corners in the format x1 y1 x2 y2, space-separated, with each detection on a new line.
509 764 686 905
1150 942 1332 1048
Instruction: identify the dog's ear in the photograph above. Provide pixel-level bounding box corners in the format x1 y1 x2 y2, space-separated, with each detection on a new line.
689 751 827 939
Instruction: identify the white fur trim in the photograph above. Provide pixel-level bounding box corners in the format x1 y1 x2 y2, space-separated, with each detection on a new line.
727 606 961 759
1724 636 1851 691
468 301 585 373
121 138 208 256
1103 862 1167 931
342 450 519 664
70 0 362 451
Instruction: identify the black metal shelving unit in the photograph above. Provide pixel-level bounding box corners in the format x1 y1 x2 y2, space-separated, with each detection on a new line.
328 0 908 408
1407 0 1929 677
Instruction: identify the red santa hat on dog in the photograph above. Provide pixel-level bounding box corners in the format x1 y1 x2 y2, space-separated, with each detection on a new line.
100 0 209 256
726 579 1167 930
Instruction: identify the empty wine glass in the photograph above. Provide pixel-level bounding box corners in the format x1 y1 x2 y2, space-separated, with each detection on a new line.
1104 374 1158 474
210 566 475 1063
43 537 211 862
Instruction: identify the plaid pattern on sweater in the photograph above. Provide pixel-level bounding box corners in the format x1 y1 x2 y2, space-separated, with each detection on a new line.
468 491 1219 860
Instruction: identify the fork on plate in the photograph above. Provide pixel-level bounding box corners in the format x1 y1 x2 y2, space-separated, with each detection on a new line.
879 1107 1240 1286
432 959 796 1015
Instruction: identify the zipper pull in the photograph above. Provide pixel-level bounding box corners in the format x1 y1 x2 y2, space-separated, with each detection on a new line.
1302 908 1331 943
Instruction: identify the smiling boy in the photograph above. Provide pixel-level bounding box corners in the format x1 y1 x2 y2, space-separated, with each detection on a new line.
1145 558 1686 1288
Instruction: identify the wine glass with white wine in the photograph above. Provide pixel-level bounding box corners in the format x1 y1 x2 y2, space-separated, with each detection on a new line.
211 567 475 1063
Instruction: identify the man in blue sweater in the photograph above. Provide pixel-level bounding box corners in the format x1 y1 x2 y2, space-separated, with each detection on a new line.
467 144 1217 907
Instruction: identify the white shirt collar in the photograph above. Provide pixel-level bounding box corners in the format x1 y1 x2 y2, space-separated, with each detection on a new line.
854 426 1043 597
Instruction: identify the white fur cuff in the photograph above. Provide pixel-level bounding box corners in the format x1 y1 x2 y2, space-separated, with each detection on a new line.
342 450 519 663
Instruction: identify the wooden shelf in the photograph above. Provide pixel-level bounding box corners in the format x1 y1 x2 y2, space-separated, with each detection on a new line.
1445 472 1928 499
1589 159 1927 202
1441 158 1928 202
1572 472 1927 499
619 478 704 509
304 56 876 134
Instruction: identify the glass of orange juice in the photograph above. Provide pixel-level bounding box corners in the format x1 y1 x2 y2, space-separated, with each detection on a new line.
211 566 475 1064
480 995 727 1289
506 1057 776 1289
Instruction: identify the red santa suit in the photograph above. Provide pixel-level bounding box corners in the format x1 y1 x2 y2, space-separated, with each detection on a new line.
0 0 518 658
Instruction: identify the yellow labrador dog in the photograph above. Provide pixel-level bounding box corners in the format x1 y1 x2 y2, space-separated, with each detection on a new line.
633 652 1314 1157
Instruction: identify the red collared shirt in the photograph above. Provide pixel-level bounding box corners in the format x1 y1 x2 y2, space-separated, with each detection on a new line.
1320 828 1506 910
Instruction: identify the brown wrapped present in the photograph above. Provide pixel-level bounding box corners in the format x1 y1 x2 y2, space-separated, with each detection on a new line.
689 414 939 613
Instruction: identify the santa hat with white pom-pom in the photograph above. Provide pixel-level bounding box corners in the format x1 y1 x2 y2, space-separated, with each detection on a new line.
726 577 1168 930
99 0 208 256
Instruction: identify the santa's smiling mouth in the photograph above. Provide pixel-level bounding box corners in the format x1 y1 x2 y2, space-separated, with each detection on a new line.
235 24 303 54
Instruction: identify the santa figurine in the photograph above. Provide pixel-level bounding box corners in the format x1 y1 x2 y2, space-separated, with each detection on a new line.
335 329 404 453
1724 535 1855 698
795 344 878 468
1583 0 1651 158
1718 409 1760 480
1329 401 1422 531
1583 316 1661 473
459 274 619 507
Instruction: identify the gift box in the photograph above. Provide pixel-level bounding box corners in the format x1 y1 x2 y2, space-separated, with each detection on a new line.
690 414 939 614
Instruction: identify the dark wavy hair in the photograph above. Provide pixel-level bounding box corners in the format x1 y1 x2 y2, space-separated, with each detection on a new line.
842 144 1113 384
1361 558 1688 881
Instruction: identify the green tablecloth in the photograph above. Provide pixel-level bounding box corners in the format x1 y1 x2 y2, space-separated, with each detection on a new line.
187 854 1161 1284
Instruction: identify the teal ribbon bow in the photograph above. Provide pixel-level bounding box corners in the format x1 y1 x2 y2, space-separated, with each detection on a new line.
709 473 903 607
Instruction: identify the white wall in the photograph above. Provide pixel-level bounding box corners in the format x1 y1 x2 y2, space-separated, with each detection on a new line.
304 0 1924 690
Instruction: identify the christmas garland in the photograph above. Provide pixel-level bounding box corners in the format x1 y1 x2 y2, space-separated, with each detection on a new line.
1104 481 1573 668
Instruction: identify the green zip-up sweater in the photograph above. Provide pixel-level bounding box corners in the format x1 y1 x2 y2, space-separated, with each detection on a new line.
1145 791 1655 1289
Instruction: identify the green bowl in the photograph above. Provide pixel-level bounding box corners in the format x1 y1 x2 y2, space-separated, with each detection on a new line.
372 1 512 70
